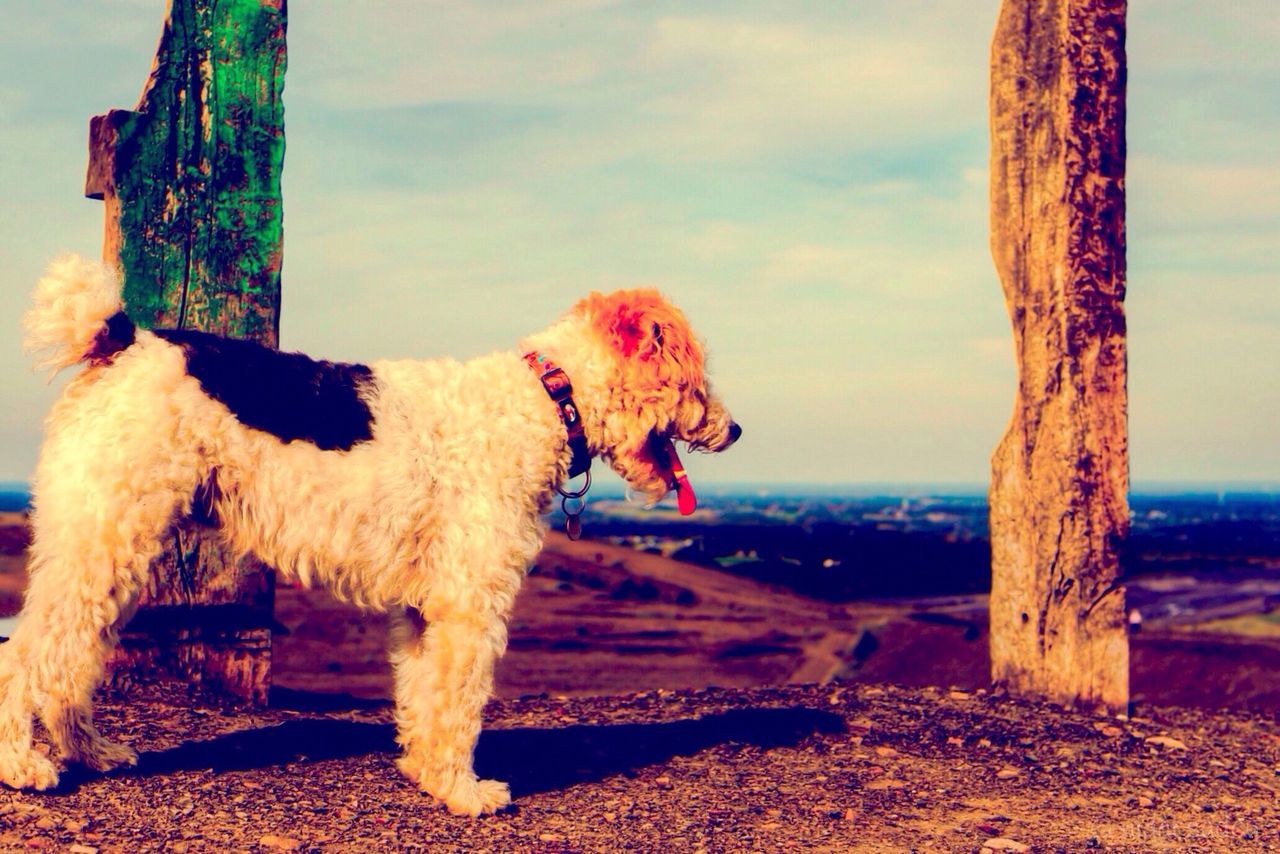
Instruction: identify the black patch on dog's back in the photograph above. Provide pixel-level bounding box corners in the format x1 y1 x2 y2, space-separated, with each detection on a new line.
86 311 136 364
155 329 376 451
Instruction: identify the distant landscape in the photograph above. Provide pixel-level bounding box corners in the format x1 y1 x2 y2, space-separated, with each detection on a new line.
560 482 1280 606
6 480 1280 610
3 480 1280 710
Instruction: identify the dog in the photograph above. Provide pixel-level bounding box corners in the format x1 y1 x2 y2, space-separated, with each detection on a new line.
0 255 739 815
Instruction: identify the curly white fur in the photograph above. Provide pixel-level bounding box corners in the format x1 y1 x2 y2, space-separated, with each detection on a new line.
0 255 738 816
22 255 122 373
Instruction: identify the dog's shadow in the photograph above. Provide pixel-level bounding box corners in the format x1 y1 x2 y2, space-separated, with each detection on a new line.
58 699 844 798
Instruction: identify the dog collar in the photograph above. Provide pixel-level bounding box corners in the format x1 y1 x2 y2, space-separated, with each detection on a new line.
525 352 593 540
524 352 592 478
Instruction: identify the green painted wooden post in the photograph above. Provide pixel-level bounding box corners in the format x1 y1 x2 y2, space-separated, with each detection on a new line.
86 0 287 704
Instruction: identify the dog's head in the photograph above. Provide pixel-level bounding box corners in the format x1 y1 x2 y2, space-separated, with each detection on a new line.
575 289 740 506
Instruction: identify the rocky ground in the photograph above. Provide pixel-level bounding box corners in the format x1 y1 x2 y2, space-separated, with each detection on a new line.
0 682 1278 852
4 513 1280 850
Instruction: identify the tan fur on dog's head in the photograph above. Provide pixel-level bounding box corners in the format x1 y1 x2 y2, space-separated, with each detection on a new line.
575 289 739 501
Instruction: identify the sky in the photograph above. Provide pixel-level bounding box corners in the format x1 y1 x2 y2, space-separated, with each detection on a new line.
0 1 1276 489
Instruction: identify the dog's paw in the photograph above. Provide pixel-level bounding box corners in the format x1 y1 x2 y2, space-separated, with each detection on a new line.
398 754 511 816
78 737 138 773
441 777 512 817
0 748 60 791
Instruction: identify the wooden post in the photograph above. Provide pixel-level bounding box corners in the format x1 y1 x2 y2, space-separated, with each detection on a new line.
85 0 287 704
987 0 1130 713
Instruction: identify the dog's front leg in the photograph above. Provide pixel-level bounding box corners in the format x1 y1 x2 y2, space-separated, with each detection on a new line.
390 605 511 816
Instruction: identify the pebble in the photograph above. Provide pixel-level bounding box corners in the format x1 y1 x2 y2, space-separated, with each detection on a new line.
1145 735 1188 751
1138 796 1156 809
257 835 302 851
67 847 98 854
848 717 875 733
996 766 1021 780
864 778 906 791
983 838 1030 852
875 746 899 758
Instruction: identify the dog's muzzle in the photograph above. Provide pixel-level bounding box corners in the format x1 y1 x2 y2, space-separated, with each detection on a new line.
711 421 742 452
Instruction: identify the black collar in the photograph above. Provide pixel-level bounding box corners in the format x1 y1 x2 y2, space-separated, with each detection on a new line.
524 352 592 478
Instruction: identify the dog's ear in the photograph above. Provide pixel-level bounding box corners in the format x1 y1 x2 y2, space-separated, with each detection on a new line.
589 291 664 360
583 289 706 387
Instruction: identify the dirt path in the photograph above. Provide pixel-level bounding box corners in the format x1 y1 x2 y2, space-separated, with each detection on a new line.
0 682 1276 852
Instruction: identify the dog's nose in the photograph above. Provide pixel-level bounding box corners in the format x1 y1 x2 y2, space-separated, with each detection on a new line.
727 421 742 446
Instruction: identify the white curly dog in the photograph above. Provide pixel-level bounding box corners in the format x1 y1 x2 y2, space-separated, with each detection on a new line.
0 255 739 815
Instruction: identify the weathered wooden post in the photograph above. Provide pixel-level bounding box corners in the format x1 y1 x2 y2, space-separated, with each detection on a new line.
85 0 287 704
987 0 1129 713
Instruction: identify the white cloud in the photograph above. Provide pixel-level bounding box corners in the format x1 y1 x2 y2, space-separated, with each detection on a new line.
760 242 989 302
1131 156 1280 234
288 0 629 108
632 15 987 160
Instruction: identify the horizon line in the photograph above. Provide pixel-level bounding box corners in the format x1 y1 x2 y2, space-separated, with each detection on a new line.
3 479 1278 497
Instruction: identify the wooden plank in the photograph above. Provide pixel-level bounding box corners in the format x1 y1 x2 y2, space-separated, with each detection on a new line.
86 0 287 705
987 0 1130 714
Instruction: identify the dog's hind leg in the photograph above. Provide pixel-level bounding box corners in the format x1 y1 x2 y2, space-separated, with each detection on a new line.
390 599 515 816
0 645 58 790
0 488 182 788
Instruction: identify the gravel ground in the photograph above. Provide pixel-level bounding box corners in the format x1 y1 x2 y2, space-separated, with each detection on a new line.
0 682 1277 852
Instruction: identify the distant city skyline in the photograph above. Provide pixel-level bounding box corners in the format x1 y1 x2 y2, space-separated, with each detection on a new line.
1 1 1276 487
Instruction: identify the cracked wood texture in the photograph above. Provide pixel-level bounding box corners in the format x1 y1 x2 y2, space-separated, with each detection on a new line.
85 0 286 704
988 0 1129 713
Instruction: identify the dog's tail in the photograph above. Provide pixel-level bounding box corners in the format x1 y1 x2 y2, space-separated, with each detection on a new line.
23 254 129 373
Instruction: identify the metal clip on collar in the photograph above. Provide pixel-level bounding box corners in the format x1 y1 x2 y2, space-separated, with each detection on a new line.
558 470 591 540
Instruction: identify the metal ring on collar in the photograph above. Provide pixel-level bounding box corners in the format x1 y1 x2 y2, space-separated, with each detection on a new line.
557 469 591 500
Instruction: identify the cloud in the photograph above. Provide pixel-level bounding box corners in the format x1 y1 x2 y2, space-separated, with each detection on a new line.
1131 157 1280 236
635 15 984 160
288 0 630 109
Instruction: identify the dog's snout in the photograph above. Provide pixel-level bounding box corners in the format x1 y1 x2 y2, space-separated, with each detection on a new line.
727 421 742 446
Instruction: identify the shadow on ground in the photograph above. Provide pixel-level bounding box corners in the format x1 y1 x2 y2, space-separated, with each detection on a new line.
479 706 845 797
53 705 844 798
